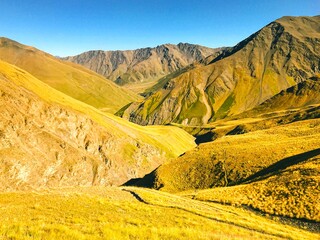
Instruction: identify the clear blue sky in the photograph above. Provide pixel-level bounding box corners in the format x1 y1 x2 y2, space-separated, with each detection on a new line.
1 0 319 56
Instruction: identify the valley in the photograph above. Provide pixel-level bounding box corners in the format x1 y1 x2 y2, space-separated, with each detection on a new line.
0 14 319 239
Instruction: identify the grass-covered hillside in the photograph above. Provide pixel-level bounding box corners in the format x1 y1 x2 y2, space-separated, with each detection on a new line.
192 154 320 222
0 187 318 240
0 60 195 190
0 37 140 113
137 119 320 192
121 16 320 125
132 117 320 223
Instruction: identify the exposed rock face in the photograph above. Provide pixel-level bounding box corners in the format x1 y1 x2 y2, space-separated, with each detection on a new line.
64 43 222 85
0 60 195 191
120 16 320 125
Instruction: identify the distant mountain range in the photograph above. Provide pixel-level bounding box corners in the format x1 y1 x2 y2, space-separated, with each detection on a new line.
63 43 223 85
119 15 320 125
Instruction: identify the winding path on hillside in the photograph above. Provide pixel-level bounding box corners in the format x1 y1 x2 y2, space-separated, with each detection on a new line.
196 83 212 125
121 187 305 239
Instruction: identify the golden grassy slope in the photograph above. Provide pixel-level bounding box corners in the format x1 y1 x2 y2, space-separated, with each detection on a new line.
144 119 320 193
0 37 140 113
0 60 195 189
0 187 318 239
0 60 195 157
192 155 320 222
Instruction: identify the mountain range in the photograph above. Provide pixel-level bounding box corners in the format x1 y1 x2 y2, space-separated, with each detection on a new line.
0 15 319 239
119 15 320 126
63 43 223 89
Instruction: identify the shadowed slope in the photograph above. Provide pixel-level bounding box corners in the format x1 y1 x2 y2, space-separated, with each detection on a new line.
0 37 140 113
0 60 195 190
241 148 320 184
121 16 320 125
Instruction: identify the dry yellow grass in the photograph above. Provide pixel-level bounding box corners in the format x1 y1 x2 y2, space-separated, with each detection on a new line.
0 37 140 113
0 59 196 189
0 187 318 239
147 119 320 193
0 59 195 159
188 155 320 222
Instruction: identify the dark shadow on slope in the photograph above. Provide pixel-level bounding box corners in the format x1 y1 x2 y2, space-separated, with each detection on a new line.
226 125 248 136
123 178 142 186
240 148 320 184
122 168 158 188
195 132 216 144
122 189 149 204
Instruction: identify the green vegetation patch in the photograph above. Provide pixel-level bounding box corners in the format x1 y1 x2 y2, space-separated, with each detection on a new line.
182 100 207 122
214 93 235 119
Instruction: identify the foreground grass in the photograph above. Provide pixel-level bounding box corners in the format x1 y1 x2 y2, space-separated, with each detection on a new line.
0 187 318 239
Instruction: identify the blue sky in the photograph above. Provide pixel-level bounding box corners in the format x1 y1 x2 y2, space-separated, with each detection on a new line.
1 0 319 56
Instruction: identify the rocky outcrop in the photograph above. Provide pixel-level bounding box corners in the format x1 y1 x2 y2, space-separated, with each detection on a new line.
64 43 222 85
0 60 195 191
120 16 320 125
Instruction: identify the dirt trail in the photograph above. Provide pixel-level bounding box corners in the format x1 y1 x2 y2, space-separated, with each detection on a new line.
196 83 212 124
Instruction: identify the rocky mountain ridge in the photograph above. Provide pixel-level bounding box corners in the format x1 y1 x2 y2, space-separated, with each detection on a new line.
64 43 223 85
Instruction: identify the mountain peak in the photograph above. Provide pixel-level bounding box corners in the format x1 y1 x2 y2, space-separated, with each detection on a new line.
273 15 320 39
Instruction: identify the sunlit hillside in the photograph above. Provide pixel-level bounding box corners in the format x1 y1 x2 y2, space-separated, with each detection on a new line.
0 37 140 113
0 60 195 190
0 187 318 240
121 16 320 125
0 10 319 240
